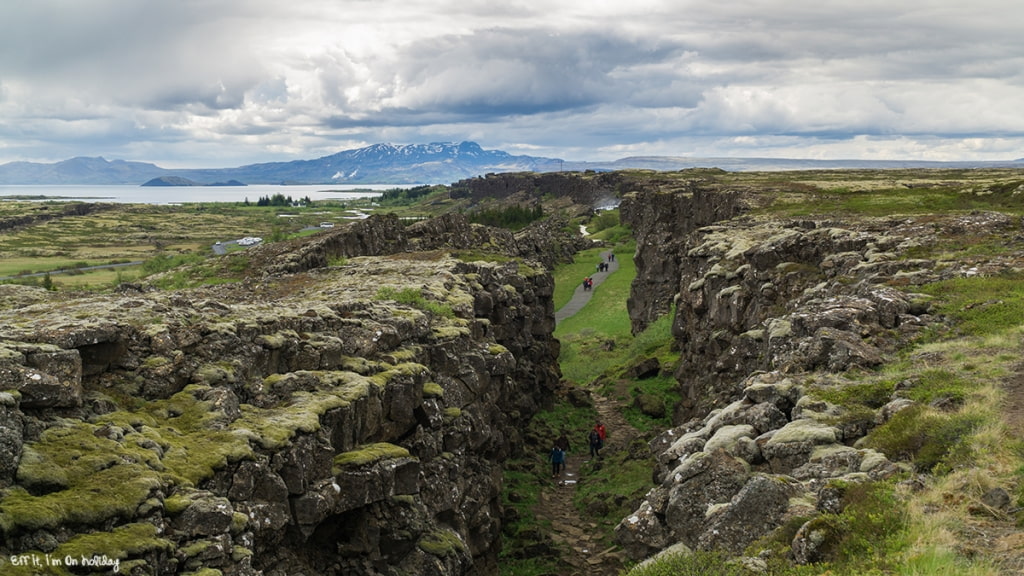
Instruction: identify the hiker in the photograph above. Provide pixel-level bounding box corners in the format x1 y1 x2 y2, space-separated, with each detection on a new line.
589 421 607 459
549 444 566 478
555 432 571 473
555 432 571 453
588 426 603 459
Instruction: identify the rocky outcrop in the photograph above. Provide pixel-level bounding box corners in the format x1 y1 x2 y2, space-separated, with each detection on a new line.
449 172 628 213
616 182 1017 566
262 212 591 276
0 215 562 575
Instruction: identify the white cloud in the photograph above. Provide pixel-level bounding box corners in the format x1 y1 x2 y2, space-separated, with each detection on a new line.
1 0 1023 166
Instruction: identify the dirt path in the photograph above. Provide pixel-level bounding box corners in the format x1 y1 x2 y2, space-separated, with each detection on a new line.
535 390 639 576
538 250 639 575
968 364 1024 574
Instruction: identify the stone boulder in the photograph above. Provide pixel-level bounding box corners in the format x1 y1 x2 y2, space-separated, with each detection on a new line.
696 474 797 554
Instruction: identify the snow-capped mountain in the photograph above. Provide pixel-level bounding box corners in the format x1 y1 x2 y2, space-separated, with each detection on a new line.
0 142 563 186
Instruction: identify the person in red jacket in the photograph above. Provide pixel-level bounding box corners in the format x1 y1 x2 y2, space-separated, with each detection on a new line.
589 422 606 459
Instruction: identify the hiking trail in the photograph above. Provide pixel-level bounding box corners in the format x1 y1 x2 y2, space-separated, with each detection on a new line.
537 251 638 575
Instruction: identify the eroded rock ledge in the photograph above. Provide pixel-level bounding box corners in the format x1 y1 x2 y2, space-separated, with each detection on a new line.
0 215 562 575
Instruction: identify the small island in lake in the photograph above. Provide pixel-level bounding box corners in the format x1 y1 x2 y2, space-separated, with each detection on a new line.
141 176 247 187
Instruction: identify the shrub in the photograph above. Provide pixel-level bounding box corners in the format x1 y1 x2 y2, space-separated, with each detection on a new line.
862 404 982 473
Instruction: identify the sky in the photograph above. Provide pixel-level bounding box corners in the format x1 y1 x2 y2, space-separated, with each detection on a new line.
2 0 1023 168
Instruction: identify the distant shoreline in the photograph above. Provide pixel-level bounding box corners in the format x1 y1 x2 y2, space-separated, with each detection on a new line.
0 184 393 204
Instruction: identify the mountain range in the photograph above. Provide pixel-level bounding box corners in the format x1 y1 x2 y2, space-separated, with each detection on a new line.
2 141 1023 186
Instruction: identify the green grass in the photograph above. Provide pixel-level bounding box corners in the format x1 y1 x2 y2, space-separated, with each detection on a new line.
574 448 656 530
375 286 455 318
555 243 636 384
0 200 373 292
916 271 1024 337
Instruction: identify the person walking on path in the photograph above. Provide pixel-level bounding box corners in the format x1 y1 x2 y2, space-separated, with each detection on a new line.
552 432 571 476
549 444 566 478
588 426 603 459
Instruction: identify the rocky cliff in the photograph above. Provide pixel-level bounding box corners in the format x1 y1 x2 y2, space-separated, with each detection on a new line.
449 171 629 216
0 214 563 575
614 180 1021 566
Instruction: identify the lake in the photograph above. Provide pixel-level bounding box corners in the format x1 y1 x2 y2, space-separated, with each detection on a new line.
0 184 398 204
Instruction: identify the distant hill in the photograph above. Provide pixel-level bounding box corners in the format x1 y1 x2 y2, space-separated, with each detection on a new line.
0 142 563 186
0 157 167 185
2 142 1023 186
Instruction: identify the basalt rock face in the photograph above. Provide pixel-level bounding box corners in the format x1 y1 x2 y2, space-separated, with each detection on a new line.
0 215 560 575
450 172 628 213
616 183 1017 564
619 183 748 334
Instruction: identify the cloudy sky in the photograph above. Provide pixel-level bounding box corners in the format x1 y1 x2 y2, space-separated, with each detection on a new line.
2 0 1022 168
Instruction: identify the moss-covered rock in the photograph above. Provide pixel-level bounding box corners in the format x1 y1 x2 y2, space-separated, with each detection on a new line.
333 442 411 471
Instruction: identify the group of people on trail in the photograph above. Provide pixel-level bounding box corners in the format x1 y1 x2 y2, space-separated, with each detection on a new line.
548 422 607 478
581 252 616 292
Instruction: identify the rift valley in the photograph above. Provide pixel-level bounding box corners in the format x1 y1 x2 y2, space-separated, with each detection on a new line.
2 168 1024 575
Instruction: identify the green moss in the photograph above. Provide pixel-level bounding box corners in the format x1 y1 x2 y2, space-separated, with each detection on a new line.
195 362 235 385
340 356 383 374
417 528 466 558
179 540 215 559
387 346 421 363
230 511 248 534
0 523 171 576
443 407 462 422
423 382 444 399
0 387 254 535
142 355 170 369
182 569 223 576
255 331 295 350
233 373 373 450
432 324 472 339
164 494 192 515
368 363 429 387
333 442 411 472
487 344 508 355
56 522 173 562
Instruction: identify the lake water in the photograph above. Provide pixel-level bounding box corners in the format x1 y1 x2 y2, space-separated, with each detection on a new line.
0 184 397 204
